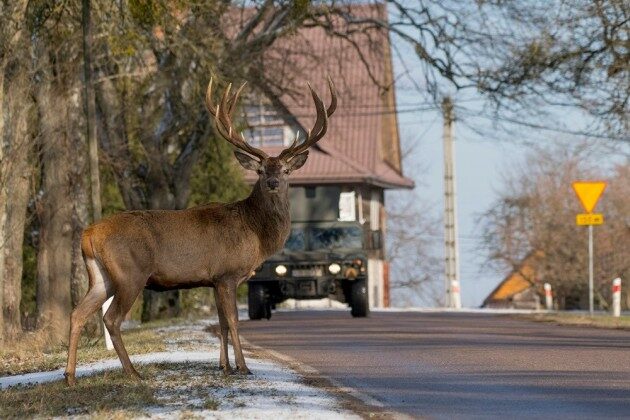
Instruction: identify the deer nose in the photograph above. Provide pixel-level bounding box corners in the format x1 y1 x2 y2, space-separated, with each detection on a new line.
267 178 280 190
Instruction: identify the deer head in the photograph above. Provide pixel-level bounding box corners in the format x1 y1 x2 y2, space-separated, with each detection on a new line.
205 78 337 195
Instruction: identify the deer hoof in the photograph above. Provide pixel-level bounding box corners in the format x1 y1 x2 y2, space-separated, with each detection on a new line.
128 369 143 381
221 365 234 375
237 366 253 375
64 372 76 387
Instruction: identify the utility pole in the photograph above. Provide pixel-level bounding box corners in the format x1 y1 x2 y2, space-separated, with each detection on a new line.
442 97 461 309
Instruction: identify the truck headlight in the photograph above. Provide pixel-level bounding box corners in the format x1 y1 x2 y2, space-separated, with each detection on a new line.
328 263 341 275
275 265 288 276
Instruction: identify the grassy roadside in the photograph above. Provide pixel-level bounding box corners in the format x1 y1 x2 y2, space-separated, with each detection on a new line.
0 362 230 418
0 318 191 377
518 312 630 330
1 323 354 419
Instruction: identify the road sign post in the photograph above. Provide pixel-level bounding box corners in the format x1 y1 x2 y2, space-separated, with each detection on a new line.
588 224 594 315
572 181 607 315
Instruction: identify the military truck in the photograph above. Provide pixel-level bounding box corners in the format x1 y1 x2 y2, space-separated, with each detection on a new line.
247 186 378 319
248 221 369 319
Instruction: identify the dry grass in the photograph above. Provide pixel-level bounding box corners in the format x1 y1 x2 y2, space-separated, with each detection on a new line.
1 361 238 418
520 312 630 330
0 319 185 376
0 366 158 418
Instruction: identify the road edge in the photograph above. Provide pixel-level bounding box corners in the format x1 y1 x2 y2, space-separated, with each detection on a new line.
240 336 413 420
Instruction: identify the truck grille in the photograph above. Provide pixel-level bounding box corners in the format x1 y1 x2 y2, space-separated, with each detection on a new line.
291 264 325 277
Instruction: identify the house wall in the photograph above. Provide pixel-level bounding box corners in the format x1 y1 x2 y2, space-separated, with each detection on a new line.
484 287 541 310
357 185 388 308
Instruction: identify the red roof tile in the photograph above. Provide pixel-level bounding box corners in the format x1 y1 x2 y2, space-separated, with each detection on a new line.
241 4 413 189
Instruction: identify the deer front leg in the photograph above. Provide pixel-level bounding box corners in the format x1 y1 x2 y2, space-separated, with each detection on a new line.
213 287 233 374
216 281 251 375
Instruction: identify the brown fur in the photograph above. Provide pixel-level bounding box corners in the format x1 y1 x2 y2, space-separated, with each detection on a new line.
64 158 299 385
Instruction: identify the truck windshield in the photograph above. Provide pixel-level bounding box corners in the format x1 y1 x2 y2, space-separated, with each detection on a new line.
284 228 306 251
309 227 363 250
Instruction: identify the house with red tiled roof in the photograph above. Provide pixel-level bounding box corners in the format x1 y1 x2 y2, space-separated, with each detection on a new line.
241 3 413 309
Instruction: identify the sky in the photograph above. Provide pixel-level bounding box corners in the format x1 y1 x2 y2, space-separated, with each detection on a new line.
386 36 628 308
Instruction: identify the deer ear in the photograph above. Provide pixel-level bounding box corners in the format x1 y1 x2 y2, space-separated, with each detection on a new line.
234 151 260 171
285 151 309 173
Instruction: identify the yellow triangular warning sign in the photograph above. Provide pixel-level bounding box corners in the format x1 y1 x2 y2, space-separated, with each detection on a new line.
572 181 607 213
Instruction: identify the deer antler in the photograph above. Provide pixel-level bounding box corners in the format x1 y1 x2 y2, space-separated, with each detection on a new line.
206 78 269 161
278 77 337 161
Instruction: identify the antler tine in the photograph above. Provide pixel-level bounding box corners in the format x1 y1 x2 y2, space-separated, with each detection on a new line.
219 85 268 159
228 82 247 117
205 77 217 116
279 79 337 160
306 83 328 143
279 78 337 160
326 76 337 116
207 78 268 161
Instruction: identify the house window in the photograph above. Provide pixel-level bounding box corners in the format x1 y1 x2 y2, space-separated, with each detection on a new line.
244 101 296 148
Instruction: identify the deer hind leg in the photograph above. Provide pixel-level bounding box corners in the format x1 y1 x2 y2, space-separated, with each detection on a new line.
103 269 145 380
213 287 233 374
217 281 251 375
65 258 114 386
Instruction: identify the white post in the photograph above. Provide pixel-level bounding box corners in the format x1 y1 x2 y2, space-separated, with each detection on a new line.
102 297 114 350
450 279 461 309
544 283 553 310
612 277 621 318
588 224 594 315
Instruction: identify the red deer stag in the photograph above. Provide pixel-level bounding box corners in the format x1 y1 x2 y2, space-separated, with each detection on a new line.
64 78 336 386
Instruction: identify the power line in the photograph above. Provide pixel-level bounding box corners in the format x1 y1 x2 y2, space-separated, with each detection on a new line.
458 108 629 142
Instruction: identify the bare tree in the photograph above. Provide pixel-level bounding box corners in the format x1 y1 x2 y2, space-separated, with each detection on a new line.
387 191 443 307
480 145 629 309
310 0 628 137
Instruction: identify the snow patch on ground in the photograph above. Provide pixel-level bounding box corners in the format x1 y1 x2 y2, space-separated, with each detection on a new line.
0 321 358 419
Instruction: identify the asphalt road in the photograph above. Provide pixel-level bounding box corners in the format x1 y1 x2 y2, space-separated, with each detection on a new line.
240 310 630 419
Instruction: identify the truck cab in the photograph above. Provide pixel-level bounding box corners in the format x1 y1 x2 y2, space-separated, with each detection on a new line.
248 221 369 319
247 185 382 319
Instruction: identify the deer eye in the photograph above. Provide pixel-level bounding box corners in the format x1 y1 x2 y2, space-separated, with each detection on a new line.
283 169 290 174
257 169 263 175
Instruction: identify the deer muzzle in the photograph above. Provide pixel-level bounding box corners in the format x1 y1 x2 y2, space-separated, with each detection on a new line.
266 178 280 191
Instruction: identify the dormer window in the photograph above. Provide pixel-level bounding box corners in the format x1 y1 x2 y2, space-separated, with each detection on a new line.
244 100 299 147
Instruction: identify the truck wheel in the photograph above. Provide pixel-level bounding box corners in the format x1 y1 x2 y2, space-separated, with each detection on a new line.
248 283 271 320
350 279 369 317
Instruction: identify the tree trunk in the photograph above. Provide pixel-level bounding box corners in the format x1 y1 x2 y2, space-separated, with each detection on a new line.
0 0 28 342
2 63 32 338
75 0 103 336
35 74 74 342
0 67 5 343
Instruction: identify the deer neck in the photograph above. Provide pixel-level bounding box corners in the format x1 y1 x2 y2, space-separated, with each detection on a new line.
242 181 291 257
